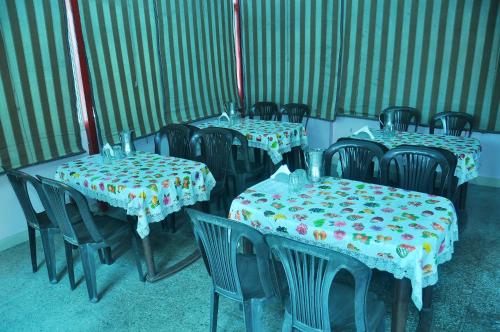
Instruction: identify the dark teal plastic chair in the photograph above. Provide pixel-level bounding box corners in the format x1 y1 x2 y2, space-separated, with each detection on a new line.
6 169 80 283
185 209 278 331
39 177 144 302
266 235 385 332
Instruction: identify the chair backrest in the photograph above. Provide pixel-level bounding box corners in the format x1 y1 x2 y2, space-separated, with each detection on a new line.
185 209 276 301
190 127 233 185
224 128 252 174
249 102 279 121
39 177 103 246
324 139 387 183
421 146 458 200
266 235 372 332
280 103 310 127
379 106 420 132
430 111 473 137
380 146 453 196
6 169 56 230
154 124 196 159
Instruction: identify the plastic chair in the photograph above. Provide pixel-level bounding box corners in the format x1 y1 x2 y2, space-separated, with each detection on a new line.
429 111 473 137
324 139 387 183
39 177 144 302
225 128 266 197
249 102 279 121
280 103 310 127
6 170 81 283
379 106 420 132
266 235 385 332
380 146 454 197
190 128 234 214
185 209 278 332
154 124 197 159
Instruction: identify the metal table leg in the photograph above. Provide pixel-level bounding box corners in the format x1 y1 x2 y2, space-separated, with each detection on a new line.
392 278 411 332
140 232 201 283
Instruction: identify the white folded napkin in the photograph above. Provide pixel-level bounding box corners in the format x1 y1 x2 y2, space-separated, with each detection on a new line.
218 111 230 122
353 126 375 139
102 143 115 156
270 164 291 182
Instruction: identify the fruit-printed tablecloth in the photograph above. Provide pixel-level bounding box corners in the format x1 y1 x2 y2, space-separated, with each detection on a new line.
195 119 308 164
55 151 216 238
229 177 458 310
351 129 481 185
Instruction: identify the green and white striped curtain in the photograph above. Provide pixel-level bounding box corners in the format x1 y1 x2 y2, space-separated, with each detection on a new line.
157 0 239 123
79 0 166 144
240 0 342 119
337 0 500 132
0 0 83 171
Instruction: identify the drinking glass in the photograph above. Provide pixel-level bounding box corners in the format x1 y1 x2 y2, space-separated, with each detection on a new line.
288 172 301 193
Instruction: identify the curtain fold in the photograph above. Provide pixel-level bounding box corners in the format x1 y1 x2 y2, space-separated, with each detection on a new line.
240 0 342 120
157 0 238 123
0 0 83 172
79 0 166 144
337 0 500 132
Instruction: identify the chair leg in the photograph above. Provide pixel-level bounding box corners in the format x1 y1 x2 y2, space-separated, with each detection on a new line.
79 245 98 303
210 291 219 332
170 214 177 233
282 309 292 332
28 226 37 273
64 241 76 290
242 300 254 332
39 229 57 284
131 232 145 282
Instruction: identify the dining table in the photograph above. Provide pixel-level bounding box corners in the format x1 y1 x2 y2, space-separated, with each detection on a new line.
194 118 308 164
349 129 481 186
55 150 216 282
229 176 458 332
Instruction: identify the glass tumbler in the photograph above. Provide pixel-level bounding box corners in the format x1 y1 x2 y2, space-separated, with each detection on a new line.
288 172 301 193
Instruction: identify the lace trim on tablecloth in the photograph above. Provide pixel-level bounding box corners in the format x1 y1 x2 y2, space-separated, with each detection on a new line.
248 136 309 164
63 179 215 239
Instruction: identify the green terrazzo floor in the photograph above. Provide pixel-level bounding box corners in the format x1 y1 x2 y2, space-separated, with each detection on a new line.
0 184 498 331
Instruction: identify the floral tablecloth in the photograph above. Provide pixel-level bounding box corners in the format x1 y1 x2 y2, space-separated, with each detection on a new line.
229 177 458 310
351 129 481 185
55 151 216 238
195 119 308 164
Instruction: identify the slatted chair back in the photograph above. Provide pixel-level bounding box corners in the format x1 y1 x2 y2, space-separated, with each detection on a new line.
379 106 420 132
266 235 372 332
249 102 279 121
430 111 473 137
39 177 103 246
324 139 387 182
380 146 453 197
280 103 310 127
185 209 276 301
154 124 195 159
191 127 234 185
6 170 55 229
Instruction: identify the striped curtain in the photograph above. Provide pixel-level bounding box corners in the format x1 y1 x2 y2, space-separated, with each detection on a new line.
157 0 239 123
240 0 342 119
0 0 83 172
337 0 500 132
79 0 166 144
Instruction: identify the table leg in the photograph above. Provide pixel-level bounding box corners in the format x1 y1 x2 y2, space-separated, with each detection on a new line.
417 286 433 332
141 235 157 281
392 278 411 332
140 229 201 283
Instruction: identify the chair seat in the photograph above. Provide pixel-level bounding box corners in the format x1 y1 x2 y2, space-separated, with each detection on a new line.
74 215 131 245
36 203 81 229
284 282 385 331
330 282 385 331
236 254 266 299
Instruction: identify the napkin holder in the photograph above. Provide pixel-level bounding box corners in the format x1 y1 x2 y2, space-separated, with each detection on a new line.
353 126 375 139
